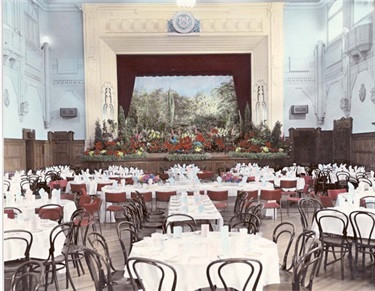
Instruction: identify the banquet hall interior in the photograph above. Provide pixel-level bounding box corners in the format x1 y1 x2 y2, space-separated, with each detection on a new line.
2 0 375 290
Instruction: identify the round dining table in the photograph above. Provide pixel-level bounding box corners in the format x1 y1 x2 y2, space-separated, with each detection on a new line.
4 218 66 261
125 230 280 290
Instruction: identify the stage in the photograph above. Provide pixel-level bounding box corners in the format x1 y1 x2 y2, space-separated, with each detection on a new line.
81 153 291 174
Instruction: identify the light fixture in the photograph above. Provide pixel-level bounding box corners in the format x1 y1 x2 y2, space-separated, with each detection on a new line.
176 0 196 8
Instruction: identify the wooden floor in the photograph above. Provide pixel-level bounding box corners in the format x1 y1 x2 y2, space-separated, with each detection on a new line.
19 198 375 290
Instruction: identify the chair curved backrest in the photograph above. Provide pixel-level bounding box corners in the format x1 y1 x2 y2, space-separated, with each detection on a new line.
70 208 93 245
358 177 372 187
336 171 350 189
314 208 349 241
4 179 11 191
359 195 375 208
234 191 249 214
127 257 178 291
349 210 375 245
87 232 117 273
10 260 45 291
37 203 64 223
206 258 263 291
292 243 323 291
4 229 33 270
96 182 112 192
116 221 140 264
163 214 196 234
272 222 295 271
4 206 22 219
82 247 114 291
297 198 322 231
228 213 260 234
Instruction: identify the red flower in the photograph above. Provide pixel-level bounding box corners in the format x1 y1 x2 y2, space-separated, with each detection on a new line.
94 142 103 151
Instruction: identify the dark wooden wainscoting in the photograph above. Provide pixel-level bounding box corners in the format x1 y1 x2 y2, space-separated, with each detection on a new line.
351 132 375 170
4 131 84 173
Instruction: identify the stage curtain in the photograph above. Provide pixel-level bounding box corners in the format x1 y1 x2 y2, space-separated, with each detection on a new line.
117 54 251 117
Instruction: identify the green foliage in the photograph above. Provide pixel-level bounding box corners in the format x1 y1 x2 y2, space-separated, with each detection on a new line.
243 102 251 135
165 153 211 161
270 121 283 148
94 119 103 144
228 151 288 159
118 106 126 138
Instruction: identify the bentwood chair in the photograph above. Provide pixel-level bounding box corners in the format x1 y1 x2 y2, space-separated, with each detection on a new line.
228 212 260 234
83 247 132 291
265 231 323 291
206 258 263 291
40 222 76 291
37 204 64 224
87 232 128 283
116 221 141 264
10 260 45 291
4 230 34 281
126 257 178 291
349 210 375 280
314 208 353 280
272 222 295 271
298 197 322 231
162 213 196 234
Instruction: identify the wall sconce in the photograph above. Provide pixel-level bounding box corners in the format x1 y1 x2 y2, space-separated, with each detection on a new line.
18 101 29 122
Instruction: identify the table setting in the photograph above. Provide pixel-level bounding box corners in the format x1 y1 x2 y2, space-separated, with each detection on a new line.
126 225 280 290
4 215 65 261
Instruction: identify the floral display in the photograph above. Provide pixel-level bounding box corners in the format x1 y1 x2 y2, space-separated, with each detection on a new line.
138 173 160 184
220 172 243 183
82 118 290 161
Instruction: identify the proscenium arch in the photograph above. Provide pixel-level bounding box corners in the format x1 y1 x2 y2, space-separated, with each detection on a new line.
117 54 251 117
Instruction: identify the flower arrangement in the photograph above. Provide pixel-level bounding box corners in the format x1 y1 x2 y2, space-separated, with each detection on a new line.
138 173 160 184
220 172 244 183
82 117 290 161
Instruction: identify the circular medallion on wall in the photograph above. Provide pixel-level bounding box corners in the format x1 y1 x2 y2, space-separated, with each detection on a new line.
359 84 366 102
172 11 196 34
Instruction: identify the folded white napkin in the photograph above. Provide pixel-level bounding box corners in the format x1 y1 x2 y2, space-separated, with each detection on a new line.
347 182 355 193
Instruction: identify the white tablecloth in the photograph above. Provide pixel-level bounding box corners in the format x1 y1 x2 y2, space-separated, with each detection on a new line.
4 219 65 261
336 190 375 207
4 198 76 222
99 182 275 223
168 195 224 231
311 206 375 238
126 231 280 290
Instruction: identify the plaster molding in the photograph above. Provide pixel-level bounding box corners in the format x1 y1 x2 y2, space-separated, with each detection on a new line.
82 2 284 144
53 79 85 85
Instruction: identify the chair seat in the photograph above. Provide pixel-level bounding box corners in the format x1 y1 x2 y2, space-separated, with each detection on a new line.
4 259 27 273
106 205 123 212
287 197 301 202
264 202 280 208
213 202 227 209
